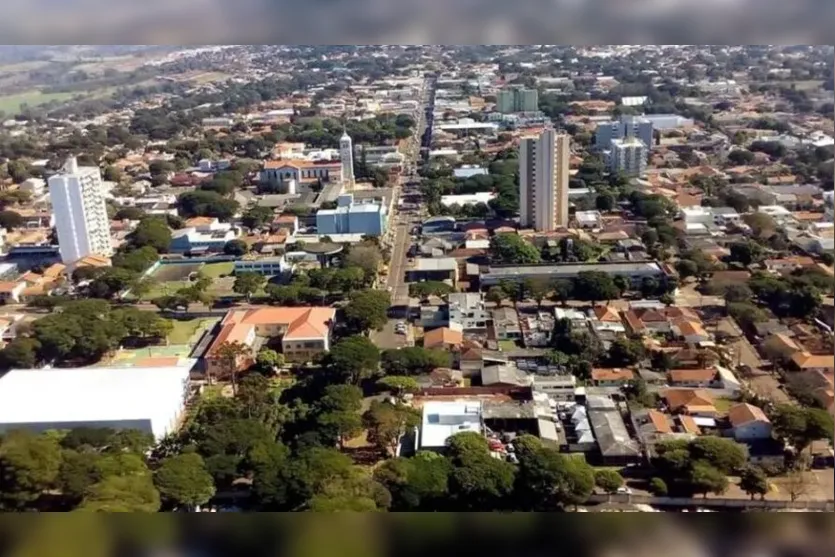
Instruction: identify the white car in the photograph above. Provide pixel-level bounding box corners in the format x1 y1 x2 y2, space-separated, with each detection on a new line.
616 487 633 495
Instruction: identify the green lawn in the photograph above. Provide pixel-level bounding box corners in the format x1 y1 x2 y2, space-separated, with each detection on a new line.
0 90 78 114
498 340 519 352
167 318 217 345
713 397 736 414
201 262 235 278
143 280 191 300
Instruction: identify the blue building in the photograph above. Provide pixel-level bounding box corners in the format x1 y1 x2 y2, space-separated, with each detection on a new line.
316 194 387 237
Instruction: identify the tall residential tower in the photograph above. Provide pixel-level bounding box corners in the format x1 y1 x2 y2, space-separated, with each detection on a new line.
48 157 113 264
339 130 355 188
519 129 570 231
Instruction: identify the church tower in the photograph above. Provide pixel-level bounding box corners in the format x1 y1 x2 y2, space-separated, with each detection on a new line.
340 129 355 189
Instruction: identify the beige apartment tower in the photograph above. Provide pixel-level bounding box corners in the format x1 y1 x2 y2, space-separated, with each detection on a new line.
519 129 570 231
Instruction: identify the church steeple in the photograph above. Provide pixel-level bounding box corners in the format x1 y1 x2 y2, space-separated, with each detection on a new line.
339 127 355 189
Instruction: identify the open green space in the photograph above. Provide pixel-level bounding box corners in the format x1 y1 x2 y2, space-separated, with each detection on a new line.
201 261 235 278
498 340 519 352
713 397 736 414
167 318 218 345
0 90 78 114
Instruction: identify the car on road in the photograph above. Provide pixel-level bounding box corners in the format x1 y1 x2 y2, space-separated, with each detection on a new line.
395 322 408 335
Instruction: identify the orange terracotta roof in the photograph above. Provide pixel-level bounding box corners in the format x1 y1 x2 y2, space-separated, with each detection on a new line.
648 409 673 434
592 305 621 323
42 263 66 278
75 254 112 268
727 403 770 427
675 319 708 338
678 415 701 434
591 368 635 382
185 217 216 227
663 388 716 413
669 368 717 383
0 281 21 293
791 351 835 370
423 327 464 349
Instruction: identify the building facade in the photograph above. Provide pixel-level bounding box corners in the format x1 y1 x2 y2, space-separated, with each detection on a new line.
48 157 113 264
340 131 355 187
316 194 387 236
497 87 539 113
609 137 648 177
519 129 570 231
595 115 654 150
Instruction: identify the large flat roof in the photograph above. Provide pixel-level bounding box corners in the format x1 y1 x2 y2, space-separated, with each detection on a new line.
0 363 194 439
420 400 483 449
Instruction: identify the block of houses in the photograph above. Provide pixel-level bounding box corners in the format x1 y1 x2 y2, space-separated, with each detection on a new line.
591 368 635 386
624 306 700 335
727 403 772 441
663 388 718 417
205 307 336 377
671 318 711 344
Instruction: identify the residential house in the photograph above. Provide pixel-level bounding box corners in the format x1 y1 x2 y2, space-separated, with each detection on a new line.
764 256 817 273
790 352 835 374
591 368 635 387
668 368 720 389
205 307 336 377
423 327 464 351
672 318 711 345
663 388 718 417
448 293 490 331
492 307 521 341
727 403 773 441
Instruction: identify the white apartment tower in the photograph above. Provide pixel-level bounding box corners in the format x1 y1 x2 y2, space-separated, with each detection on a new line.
609 137 648 178
519 129 570 231
339 130 355 188
48 157 113 264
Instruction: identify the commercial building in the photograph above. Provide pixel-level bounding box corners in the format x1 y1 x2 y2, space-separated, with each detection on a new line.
481 261 671 288
206 307 336 374
339 131 355 187
170 219 238 254
234 256 293 277
419 400 484 451
519 129 570 231
316 194 387 237
609 137 648 177
595 115 654 150
48 157 113 264
496 87 539 113
259 160 341 191
0 364 192 440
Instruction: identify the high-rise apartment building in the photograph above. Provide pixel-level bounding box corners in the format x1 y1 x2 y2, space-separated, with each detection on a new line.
497 87 539 113
339 131 355 188
48 157 113 264
609 137 648 177
595 115 654 151
519 129 570 231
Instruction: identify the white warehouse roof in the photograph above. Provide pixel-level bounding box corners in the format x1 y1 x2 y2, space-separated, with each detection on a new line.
0 363 194 440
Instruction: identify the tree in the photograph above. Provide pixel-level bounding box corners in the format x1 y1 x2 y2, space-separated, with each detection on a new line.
574 271 619 303
78 475 161 512
723 283 753 304
783 470 811 502
640 276 659 298
130 217 172 252
178 190 239 220
153 453 216 510
771 405 834 454
344 290 390 333
607 337 646 367
594 469 624 496
232 272 266 301
374 453 450 511
381 347 451 376
315 385 364 449
675 259 698 281
729 242 763 266
344 244 382 280
485 286 506 306
0 430 62 509
0 337 40 369
739 466 769 500
649 477 668 496
689 462 729 498
241 206 275 230
446 432 515 510
409 281 454 298
215 341 251 394
363 401 421 456
255 347 284 374
523 277 551 307
327 335 381 384
743 212 776 238
551 279 574 306
223 239 248 256
490 234 541 265
727 302 768 328
0 210 24 230
376 376 420 397
688 436 747 475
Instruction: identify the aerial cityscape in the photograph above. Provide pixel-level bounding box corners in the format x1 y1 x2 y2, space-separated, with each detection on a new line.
0 45 831 513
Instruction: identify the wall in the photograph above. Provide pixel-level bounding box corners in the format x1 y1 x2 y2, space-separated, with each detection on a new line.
586 493 834 512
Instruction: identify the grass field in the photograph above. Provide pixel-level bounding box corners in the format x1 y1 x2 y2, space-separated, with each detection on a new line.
713 397 736 414
167 318 218 345
201 262 234 278
0 90 78 114
498 340 519 352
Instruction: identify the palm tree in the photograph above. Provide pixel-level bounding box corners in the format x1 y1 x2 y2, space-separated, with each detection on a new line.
215 341 251 396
